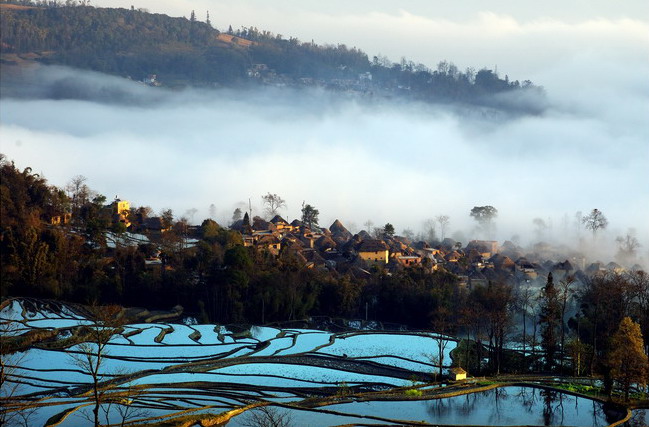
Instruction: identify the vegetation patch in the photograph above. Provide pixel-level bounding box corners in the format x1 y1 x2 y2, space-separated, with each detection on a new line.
44 404 88 427
404 388 423 397
1 328 59 354
554 382 600 396
188 330 201 342
154 326 173 343
476 380 498 387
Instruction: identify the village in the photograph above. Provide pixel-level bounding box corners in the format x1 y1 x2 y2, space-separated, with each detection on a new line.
63 195 638 298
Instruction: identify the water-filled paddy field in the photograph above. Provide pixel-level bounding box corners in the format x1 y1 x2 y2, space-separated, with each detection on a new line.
0 298 640 426
228 386 624 426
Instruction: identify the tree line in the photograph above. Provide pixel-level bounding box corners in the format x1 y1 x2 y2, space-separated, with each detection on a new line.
1 1 544 110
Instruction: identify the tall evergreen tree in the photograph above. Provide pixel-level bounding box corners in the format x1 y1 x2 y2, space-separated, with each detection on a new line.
301 204 319 230
539 272 561 371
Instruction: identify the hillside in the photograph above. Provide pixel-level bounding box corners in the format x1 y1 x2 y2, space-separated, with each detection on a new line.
0 3 249 83
0 2 545 111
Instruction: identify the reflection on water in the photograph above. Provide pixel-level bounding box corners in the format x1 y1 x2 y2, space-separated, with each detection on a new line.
228 386 627 427
624 409 648 427
320 386 622 426
421 387 621 426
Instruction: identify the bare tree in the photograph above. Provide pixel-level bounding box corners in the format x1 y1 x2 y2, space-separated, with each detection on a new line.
566 337 587 376
430 307 454 379
69 304 123 427
1 337 37 426
363 219 374 233
241 405 293 427
558 276 574 372
532 218 547 242
184 208 198 224
516 284 533 369
423 218 437 242
582 208 608 240
102 378 149 427
616 230 641 266
627 270 649 355
261 193 286 219
574 211 583 239
368 227 380 239
0 353 22 426
65 175 94 213
561 213 570 237
457 307 476 373
435 215 450 240
134 206 152 220
470 206 498 239
529 303 541 372
402 228 415 241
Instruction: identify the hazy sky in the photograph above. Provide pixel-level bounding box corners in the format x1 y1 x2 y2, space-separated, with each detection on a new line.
1 1 648 251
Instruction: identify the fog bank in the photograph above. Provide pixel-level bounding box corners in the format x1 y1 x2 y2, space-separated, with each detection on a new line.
1 61 647 259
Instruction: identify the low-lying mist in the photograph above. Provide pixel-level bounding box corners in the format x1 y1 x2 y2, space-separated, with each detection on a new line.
1 63 647 266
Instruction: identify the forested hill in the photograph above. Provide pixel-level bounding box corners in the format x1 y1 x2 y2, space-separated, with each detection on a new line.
0 2 545 111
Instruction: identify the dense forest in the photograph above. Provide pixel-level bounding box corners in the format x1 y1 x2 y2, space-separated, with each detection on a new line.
0 1 545 111
2 156 648 393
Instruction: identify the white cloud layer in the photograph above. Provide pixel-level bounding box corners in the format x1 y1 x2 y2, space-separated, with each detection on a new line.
1 1 648 257
1 59 647 252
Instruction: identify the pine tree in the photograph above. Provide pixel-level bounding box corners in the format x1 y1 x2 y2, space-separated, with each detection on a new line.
206 10 211 27
539 272 561 371
608 317 648 400
301 204 319 230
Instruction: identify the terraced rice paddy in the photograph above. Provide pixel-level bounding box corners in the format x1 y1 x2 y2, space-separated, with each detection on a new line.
1 299 452 426
0 299 632 426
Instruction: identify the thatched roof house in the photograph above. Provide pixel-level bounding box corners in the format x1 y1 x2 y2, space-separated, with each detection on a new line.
252 216 274 231
357 239 389 265
489 254 515 271
450 367 467 380
315 235 337 251
329 219 352 241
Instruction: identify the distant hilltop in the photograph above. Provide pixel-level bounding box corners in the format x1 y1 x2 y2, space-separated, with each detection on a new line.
0 1 545 113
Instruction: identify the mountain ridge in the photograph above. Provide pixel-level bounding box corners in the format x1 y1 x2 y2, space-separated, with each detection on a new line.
0 2 545 113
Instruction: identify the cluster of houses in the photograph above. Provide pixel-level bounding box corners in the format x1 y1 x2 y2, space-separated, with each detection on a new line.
226 213 637 290
230 214 436 277
47 198 638 288
103 198 175 235
47 196 171 243
246 62 375 93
